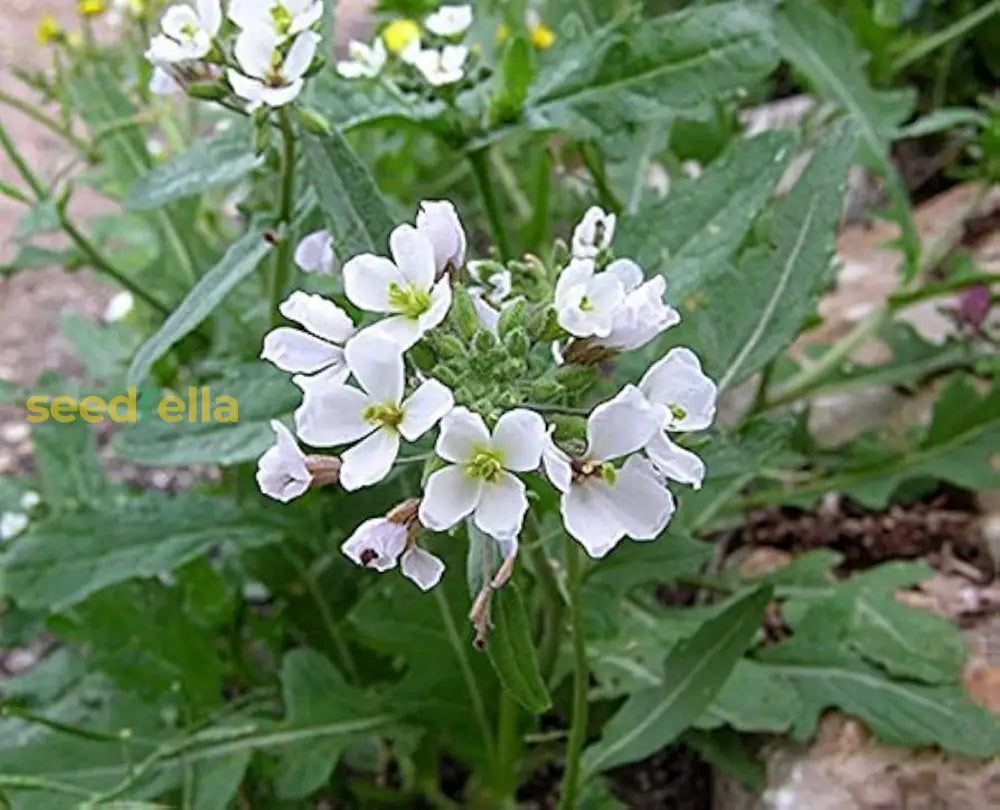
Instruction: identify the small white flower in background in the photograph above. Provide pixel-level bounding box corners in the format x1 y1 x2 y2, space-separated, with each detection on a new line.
342 224 452 349
424 4 473 37
468 264 513 333
411 45 468 86
228 0 323 40
103 291 135 323
294 333 454 491
417 200 467 275
19 491 41 512
342 514 445 591
294 230 336 274
336 38 387 79
0 512 29 542
554 258 625 338
262 291 355 385
572 206 616 259
638 347 717 488
257 420 313 502
542 386 675 558
145 0 222 63
149 66 182 95
419 407 545 540
228 29 319 108
592 259 680 351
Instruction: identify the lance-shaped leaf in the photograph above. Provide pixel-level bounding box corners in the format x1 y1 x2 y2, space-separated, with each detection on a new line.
486 582 552 714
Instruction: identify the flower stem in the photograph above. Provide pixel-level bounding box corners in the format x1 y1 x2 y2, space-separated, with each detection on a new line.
558 536 588 810
269 108 297 327
469 146 513 262
0 89 94 157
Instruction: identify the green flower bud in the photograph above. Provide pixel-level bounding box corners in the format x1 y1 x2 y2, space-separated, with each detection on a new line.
253 124 271 156
555 364 597 394
297 107 332 136
454 385 474 405
527 305 563 341
431 364 460 387
251 105 271 128
433 333 467 359
529 377 563 401
550 238 570 271
550 414 587 442
503 327 529 357
497 298 526 338
187 80 229 100
450 286 479 340
408 341 436 371
472 330 497 354
497 389 520 409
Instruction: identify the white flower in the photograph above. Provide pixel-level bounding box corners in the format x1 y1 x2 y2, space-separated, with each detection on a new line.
572 206 616 259
149 66 182 95
257 420 313 502
419 408 545 540
554 258 625 338
467 262 512 333
542 386 675 558
592 259 680 351
416 200 466 274
411 45 468 86
228 0 323 40
145 0 222 63
19 491 41 512
0 512 29 542
424 4 473 37
103 291 135 323
336 38 387 79
294 230 336 274
638 347 717 488
294 334 454 491
228 29 318 108
342 518 445 590
262 291 356 386
342 224 453 349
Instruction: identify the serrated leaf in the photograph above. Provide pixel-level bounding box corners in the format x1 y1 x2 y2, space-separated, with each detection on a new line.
582 585 771 775
485 582 551 714
300 129 394 263
700 125 857 391
617 131 795 299
3 494 281 610
127 123 262 209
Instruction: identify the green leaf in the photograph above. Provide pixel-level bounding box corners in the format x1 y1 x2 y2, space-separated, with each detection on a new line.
617 131 795 299
300 129 394 262
32 418 106 510
126 123 263 210
3 494 281 610
581 585 771 776
491 36 535 125
308 73 447 133
695 660 799 733
896 107 990 139
190 752 251 810
699 125 858 391
683 728 764 792
585 533 713 592
521 3 777 140
60 315 135 382
485 583 551 714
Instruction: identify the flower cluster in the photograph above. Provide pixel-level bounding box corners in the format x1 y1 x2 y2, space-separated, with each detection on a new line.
258 201 717 591
337 4 473 88
144 0 323 108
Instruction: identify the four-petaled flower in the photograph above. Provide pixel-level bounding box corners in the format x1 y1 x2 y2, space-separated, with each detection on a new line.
411 45 468 86
572 206 616 259
542 386 675 558
424 4 473 37
419 407 545 540
342 517 445 591
336 38 387 79
229 0 323 40
145 0 222 63
554 258 625 338
417 200 467 275
593 259 680 351
228 28 319 108
294 334 454 491
257 420 341 503
343 224 453 349
262 291 355 386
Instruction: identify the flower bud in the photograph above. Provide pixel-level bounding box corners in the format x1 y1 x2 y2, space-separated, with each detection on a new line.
472 330 498 354
527 305 564 341
434 334 468 359
407 341 436 371
305 455 342 488
555 364 597 394
497 298 526 338
297 107 332 136
529 377 563 401
431 363 461 387
550 238 570 271
503 327 529 357
187 80 229 100
550 414 587 442
450 286 480 340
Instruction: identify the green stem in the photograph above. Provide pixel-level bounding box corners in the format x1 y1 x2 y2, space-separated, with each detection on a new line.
469 146 513 261
578 142 621 214
525 513 566 683
0 120 46 198
0 775 93 798
892 0 1000 73
0 89 93 157
558 537 588 810
494 689 520 799
269 108 297 327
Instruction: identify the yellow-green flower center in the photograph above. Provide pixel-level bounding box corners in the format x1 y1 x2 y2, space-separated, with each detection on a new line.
388 282 432 319
600 463 617 484
363 402 403 430
180 22 197 38
578 295 594 312
669 403 688 422
270 4 293 34
467 448 504 483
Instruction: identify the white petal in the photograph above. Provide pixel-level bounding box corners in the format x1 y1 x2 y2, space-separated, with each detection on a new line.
291 0 324 33
419 465 482 532
283 31 319 80
473 471 527 540
294 383 372 447
343 254 405 313
279 291 354 343
401 547 445 590
585 273 626 338
256 420 311 502
234 26 277 78
561 480 624 558
364 315 423 350
342 518 406 572
440 44 468 71
400 379 454 441
492 409 545 472
586 385 660 462
389 224 436 291
196 0 222 34
606 258 643 291
343 332 404 403
435 407 490 464
340 428 400 491
227 69 264 103
646 432 706 489
226 0 255 27
262 327 344 374
337 59 366 79
424 4 473 36
542 432 572 494
554 258 595 312
259 80 305 107
416 200 466 273
610 456 676 540
639 347 717 432
149 66 181 94
0 512 29 541
161 5 200 38
418 278 453 332
294 230 336 274
572 206 616 259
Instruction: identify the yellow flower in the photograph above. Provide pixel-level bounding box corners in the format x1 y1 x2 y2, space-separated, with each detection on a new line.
382 18 420 55
78 0 107 16
36 13 62 45
530 23 555 49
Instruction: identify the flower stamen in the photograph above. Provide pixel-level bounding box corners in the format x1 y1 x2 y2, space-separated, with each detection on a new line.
363 402 404 430
388 282 432 319
467 448 504 483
